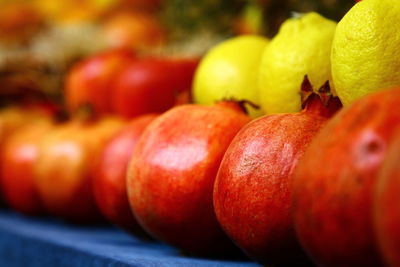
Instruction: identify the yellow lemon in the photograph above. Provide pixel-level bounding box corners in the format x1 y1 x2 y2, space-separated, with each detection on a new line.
259 12 337 114
193 35 269 118
332 0 400 106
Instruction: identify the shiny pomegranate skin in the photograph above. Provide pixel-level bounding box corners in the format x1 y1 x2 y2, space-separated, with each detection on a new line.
111 57 199 118
293 89 400 267
375 132 400 267
127 102 251 257
214 95 337 266
93 114 157 236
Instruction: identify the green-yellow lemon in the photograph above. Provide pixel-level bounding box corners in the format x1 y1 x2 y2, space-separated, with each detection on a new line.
193 35 269 118
332 0 400 106
259 12 337 114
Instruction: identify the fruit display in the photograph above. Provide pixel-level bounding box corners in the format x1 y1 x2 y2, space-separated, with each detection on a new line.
1 0 400 266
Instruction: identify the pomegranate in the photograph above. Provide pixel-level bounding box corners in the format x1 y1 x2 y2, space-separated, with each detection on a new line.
1 118 53 215
213 78 340 266
34 117 124 223
127 102 251 257
0 105 55 206
93 114 157 236
111 57 199 118
293 88 400 267
374 131 400 267
65 49 135 115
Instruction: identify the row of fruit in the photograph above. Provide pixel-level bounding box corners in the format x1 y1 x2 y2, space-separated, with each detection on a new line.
1 0 400 266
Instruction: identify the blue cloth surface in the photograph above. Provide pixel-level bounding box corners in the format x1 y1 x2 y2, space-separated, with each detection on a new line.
0 211 260 267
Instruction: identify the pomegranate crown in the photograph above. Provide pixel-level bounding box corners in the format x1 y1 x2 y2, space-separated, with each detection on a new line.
300 75 342 117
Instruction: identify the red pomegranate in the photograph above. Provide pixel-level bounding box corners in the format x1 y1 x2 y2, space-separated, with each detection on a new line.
374 131 400 267
293 88 400 267
93 114 157 236
65 49 135 115
213 79 341 266
127 102 251 257
112 57 199 118
1 118 53 215
34 117 124 223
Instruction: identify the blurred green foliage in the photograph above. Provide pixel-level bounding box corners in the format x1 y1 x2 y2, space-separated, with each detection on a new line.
163 0 355 39
161 0 246 39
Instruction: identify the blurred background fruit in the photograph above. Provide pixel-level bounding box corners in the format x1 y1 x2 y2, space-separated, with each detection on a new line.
0 0 355 113
65 49 136 115
0 105 55 206
101 12 166 50
34 116 125 223
0 117 53 215
112 56 199 118
0 106 50 147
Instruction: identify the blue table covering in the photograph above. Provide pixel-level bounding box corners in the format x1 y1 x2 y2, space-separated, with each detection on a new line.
0 211 260 267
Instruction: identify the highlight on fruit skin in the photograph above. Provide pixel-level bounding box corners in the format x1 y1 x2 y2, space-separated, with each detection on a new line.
126 102 251 257
0 119 53 216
